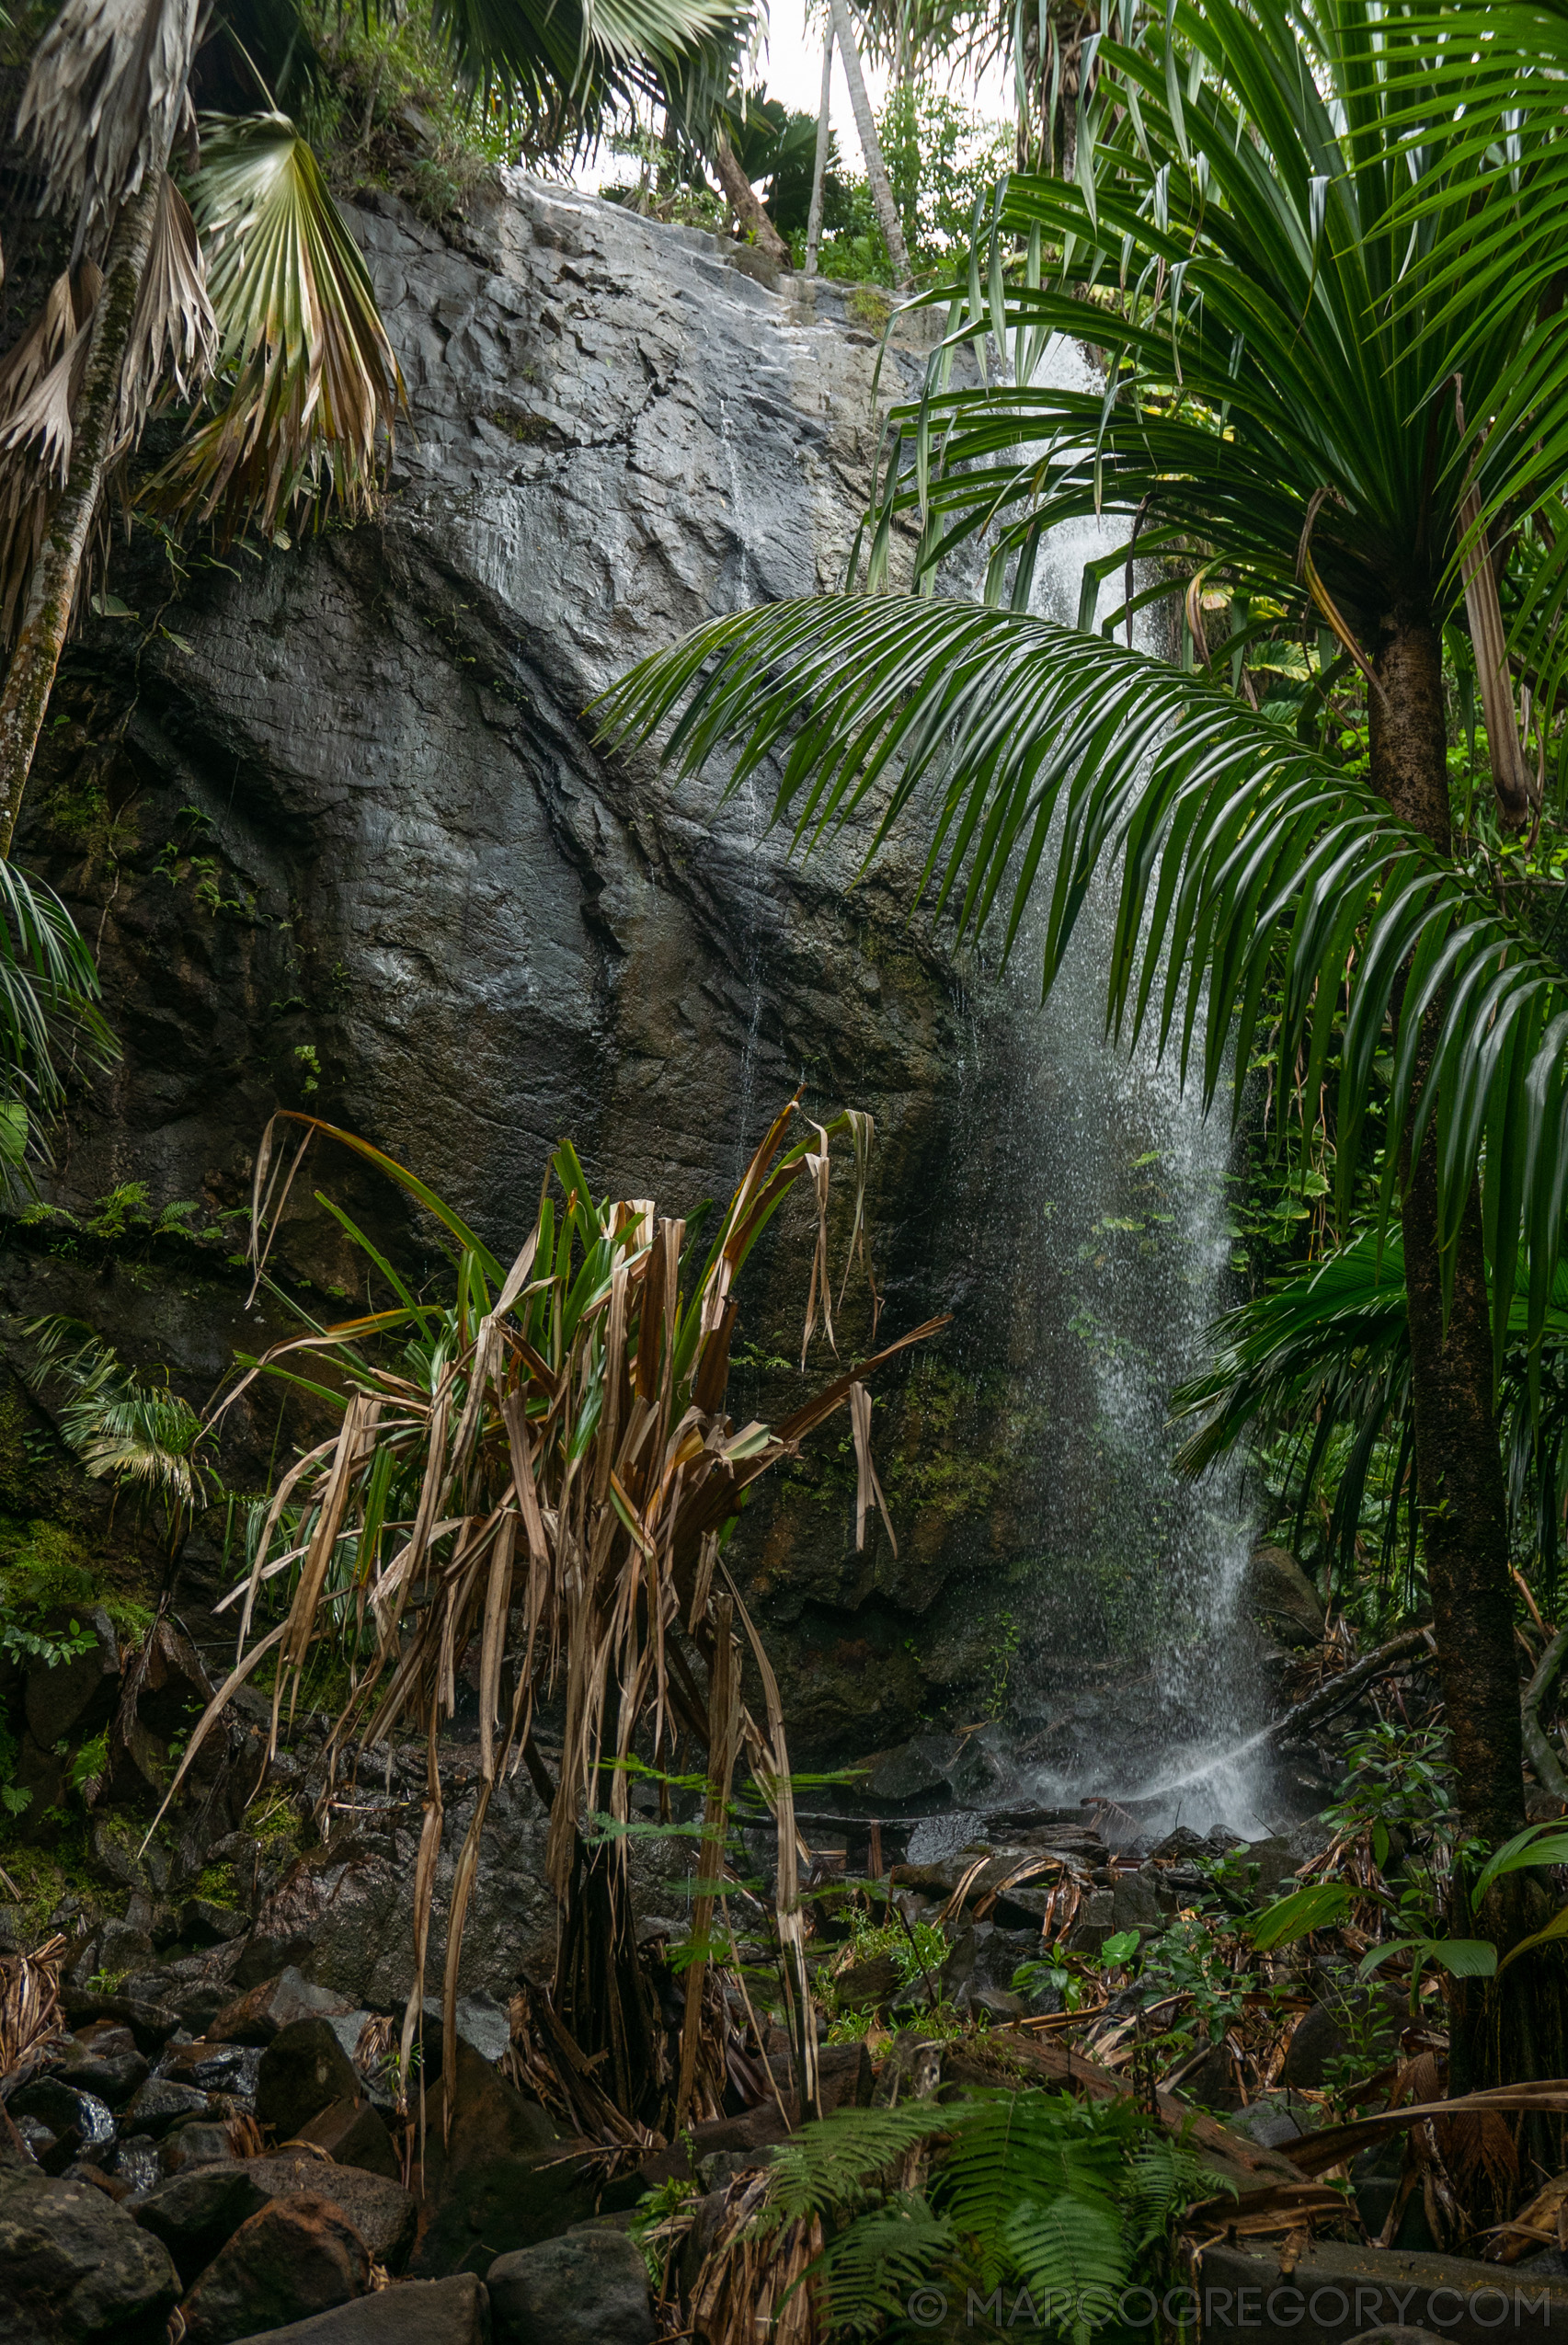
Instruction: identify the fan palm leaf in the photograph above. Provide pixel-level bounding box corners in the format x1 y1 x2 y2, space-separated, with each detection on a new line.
142 113 403 541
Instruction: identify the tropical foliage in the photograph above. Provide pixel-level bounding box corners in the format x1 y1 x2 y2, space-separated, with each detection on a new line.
155 1103 944 2122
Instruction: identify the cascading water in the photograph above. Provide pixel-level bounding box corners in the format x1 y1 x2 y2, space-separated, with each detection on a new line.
976 336 1278 1839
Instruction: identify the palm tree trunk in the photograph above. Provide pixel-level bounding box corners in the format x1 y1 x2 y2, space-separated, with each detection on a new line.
1371 612 1566 2105
711 129 791 269
0 177 159 858
827 0 912 290
805 23 835 279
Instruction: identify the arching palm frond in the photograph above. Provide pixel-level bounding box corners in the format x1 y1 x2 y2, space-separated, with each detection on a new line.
23 1313 209 1519
1172 1232 1568 1602
0 863 116 1179
599 594 1568 1356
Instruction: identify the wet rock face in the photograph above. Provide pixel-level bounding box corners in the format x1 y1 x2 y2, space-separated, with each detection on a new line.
0 2165 181 2344
8 174 1047 1756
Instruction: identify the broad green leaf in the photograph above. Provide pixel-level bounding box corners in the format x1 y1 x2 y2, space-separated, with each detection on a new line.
1250 1883 1351 1950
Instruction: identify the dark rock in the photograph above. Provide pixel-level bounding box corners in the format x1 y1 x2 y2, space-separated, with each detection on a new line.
162 2122 242 2175
0 2163 180 2341
109 2137 163 2198
179 1900 248 1947
487 2228 655 2345
133 2161 271 2287
638 2102 794 2189
7 2079 117 2167
177 2193 372 2345
1111 1867 1162 1930
410 2037 599 2280
24 1607 120 1745
246 2155 418 2271
208 1969 354 2048
166 1971 247 2037
125 2077 212 2138
61 2022 150 2110
863 1734 959 1806
759 2036 873 2117
1199 2236 1568 2339
58 1989 179 2054
970 1986 1027 2020
1230 2093 1319 2150
1280 1995 1399 2092
1243 1544 1326 1652
205 2272 488 2344
1150 1827 1210 1860
294 2097 399 2179
258 2019 362 2140
158 2039 262 2097
830 1952 904 2014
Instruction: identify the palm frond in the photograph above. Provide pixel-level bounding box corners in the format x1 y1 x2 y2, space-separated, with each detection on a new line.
599 593 1568 1357
23 1311 209 1515
1172 1230 1568 1600
17 0 201 260
0 264 100 644
143 113 403 543
418 0 738 152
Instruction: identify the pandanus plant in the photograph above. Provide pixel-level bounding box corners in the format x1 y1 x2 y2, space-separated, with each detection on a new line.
155 1100 944 2128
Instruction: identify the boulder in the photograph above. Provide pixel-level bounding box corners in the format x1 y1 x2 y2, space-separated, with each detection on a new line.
1198 2236 1568 2339
295 2097 399 2179
1243 1544 1326 1652
7 2078 117 2164
24 1608 119 1746
161 2122 242 2174
211 2273 488 2344
57 1990 178 2055
133 2162 272 2288
862 1733 960 1806
177 2193 372 2345
487 2229 655 2345
830 1953 904 2014
257 2019 361 2140
179 1899 248 1948
60 2022 149 2110
246 2155 418 2271
409 2038 600 2280
208 1969 355 2048
158 2040 262 2097
0 2164 180 2342
124 2078 212 2138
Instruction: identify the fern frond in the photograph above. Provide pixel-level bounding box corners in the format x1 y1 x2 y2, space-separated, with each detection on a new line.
936 2091 1136 2285
1121 2132 1233 2247
763 2102 957 2228
1003 2194 1133 2345
807 2195 954 2336
24 1312 210 1515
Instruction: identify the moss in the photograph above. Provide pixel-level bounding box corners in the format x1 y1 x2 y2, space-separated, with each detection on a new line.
847 288 892 331
0 1825 124 1939
193 1860 238 1905
0 1518 99 1617
885 1362 1020 1527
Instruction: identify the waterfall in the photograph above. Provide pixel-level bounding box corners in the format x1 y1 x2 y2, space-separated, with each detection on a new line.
977 336 1276 1840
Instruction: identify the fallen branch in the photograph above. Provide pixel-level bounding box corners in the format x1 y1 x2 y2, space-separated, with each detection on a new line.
1265 1621 1435 1746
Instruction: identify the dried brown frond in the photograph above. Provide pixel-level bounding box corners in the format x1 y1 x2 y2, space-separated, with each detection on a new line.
153 1102 944 2132
17 0 200 260
0 1932 67 2081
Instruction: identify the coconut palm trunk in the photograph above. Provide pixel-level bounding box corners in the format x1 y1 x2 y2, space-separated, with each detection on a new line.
711 127 791 265
0 177 159 856
805 21 836 278
827 0 911 288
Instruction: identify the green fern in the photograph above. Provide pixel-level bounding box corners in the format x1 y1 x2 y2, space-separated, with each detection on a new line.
806 2197 956 2337
24 1314 210 1527
761 2088 1231 2339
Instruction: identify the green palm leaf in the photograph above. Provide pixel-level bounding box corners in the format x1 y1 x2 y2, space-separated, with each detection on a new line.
599 592 1568 1356
143 112 404 543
